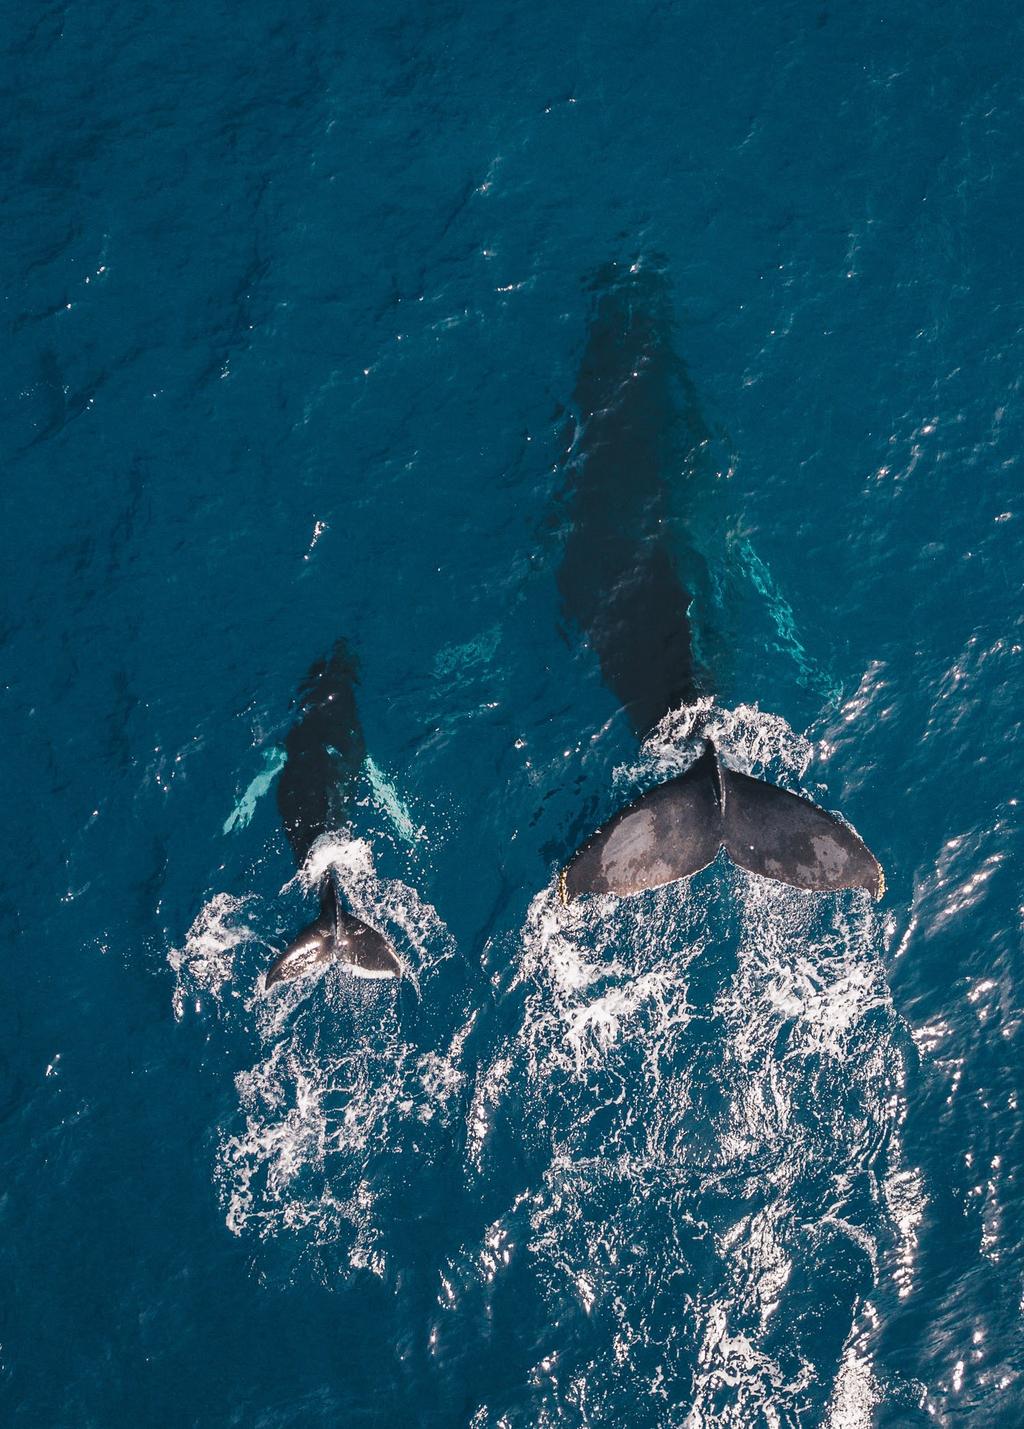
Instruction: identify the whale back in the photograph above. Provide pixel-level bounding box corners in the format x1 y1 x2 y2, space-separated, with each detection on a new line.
276 639 366 863
557 262 711 738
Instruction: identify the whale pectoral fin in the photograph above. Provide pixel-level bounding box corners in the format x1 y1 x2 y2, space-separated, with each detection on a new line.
720 767 883 899
561 745 724 901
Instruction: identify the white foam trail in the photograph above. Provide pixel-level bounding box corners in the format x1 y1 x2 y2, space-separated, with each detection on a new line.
640 698 815 785
219 1000 469 1255
172 832 461 1261
168 892 259 1020
211 833 462 1256
456 702 916 1423
826 1337 882 1428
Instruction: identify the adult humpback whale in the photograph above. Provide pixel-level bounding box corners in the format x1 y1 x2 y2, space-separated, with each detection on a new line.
263 640 402 988
557 262 883 903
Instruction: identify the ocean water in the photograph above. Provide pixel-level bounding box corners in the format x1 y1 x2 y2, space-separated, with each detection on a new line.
3 1 1023 1424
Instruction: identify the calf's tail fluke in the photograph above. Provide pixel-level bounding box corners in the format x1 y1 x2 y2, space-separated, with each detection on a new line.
264 875 402 989
560 742 883 904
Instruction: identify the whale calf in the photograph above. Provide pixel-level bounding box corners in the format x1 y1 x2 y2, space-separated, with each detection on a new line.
557 262 882 903
264 640 401 989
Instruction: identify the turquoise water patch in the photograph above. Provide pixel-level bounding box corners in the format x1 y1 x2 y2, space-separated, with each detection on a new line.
433 624 502 680
729 535 842 705
222 747 288 834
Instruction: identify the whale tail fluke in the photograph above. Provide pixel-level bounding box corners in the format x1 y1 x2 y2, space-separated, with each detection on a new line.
560 741 883 904
264 877 402 990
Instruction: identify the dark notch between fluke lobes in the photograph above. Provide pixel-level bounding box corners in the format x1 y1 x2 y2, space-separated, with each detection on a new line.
557 260 882 905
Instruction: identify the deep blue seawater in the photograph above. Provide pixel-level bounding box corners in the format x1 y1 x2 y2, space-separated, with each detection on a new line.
3 1 1023 1423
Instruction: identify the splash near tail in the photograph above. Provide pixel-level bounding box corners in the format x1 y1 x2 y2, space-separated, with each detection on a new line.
264 876 402 989
561 741 883 903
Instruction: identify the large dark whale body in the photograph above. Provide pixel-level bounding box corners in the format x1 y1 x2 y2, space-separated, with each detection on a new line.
264 640 401 988
558 263 883 903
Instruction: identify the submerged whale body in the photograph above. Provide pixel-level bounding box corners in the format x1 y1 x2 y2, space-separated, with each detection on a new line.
264 640 401 989
557 262 882 903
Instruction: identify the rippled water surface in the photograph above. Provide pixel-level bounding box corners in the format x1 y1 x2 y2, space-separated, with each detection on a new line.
3 1 1023 1424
